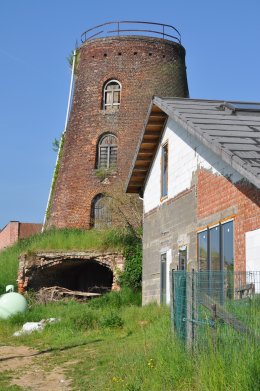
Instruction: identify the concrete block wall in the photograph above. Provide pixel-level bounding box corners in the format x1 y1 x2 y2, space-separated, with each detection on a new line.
142 118 260 304
143 188 197 305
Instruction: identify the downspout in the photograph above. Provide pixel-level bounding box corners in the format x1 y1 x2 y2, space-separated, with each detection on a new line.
42 50 77 231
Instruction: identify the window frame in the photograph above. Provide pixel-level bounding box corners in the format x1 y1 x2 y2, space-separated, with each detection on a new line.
103 80 122 111
91 194 112 229
160 252 167 304
178 246 187 271
161 141 168 200
197 218 234 272
97 133 118 169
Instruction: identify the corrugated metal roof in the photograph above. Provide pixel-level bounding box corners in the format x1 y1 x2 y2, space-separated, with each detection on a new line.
126 97 260 193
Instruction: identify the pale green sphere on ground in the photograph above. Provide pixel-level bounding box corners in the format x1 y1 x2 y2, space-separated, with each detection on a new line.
0 292 28 319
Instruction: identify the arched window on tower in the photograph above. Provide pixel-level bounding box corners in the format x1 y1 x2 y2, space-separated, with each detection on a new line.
103 80 121 110
91 194 112 229
98 134 118 169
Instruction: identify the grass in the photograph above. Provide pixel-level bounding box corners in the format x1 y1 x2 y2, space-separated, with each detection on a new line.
0 231 259 390
0 289 259 391
0 227 139 294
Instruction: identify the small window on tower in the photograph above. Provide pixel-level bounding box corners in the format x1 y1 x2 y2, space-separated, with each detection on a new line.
103 80 121 110
98 134 118 169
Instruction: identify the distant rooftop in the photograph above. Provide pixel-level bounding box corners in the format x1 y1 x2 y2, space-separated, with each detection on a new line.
81 21 181 44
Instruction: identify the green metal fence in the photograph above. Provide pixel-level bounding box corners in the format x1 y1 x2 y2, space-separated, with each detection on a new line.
171 271 260 349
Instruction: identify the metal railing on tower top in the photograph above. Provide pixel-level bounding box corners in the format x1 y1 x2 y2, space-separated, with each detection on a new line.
81 21 181 44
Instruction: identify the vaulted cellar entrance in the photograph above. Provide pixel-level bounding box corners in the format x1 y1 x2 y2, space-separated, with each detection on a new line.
18 251 124 300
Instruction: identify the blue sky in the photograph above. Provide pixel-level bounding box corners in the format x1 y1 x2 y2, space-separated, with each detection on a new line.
0 0 259 228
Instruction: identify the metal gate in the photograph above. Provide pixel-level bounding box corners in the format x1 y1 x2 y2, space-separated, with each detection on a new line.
171 271 260 348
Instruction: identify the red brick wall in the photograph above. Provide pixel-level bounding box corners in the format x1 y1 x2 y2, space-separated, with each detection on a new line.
0 222 42 251
46 36 189 229
19 223 42 239
0 222 19 251
197 169 260 271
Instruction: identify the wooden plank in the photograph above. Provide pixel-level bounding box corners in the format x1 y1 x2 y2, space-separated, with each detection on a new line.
146 124 164 130
149 112 167 119
147 120 166 126
131 172 146 178
201 294 259 340
135 160 150 166
128 180 144 186
139 149 155 156
143 130 161 136
150 104 162 112
127 187 140 193
141 141 157 147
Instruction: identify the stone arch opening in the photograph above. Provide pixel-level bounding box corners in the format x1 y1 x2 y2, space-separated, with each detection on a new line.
18 251 124 298
28 259 113 294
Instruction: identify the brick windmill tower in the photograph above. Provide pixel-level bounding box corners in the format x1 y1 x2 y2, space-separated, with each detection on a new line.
44 21 189 230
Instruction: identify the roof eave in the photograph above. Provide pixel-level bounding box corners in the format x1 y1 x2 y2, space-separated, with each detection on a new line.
126 99 168 194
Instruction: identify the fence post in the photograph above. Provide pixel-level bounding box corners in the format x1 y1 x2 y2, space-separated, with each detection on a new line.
186 272 193 349
170 269 175 331
211 303 217 350
192 269 198 350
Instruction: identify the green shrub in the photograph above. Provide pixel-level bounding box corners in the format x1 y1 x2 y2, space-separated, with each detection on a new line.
119 243 142 291
99 311 124 328
70 309 97 330
88 288 141 309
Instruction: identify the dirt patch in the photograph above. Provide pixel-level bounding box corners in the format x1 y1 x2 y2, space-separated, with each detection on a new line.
0 345 37 371
11 365 71 391
0 345 72 390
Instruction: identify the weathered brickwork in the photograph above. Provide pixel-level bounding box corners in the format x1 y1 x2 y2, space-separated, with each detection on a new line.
46 36 189 229
0 222 42 251
18 251 125 294
197 169 260 271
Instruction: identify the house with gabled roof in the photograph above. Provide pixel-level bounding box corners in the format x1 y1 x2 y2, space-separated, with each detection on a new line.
126 97 260 305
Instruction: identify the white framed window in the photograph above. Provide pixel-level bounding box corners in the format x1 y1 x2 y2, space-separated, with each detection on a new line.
103 80 121 110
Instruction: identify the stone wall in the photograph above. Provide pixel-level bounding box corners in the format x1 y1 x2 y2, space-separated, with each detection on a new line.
18 251 124 294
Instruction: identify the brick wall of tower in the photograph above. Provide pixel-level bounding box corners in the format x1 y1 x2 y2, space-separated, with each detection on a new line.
46 36 189 229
